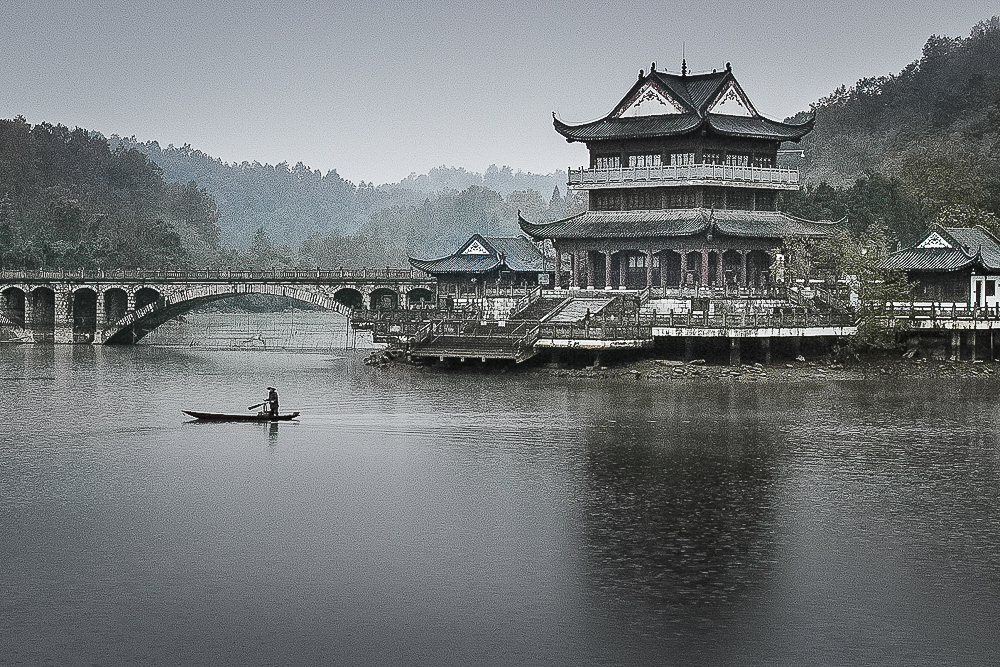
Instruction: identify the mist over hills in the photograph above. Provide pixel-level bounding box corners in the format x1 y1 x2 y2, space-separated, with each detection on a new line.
113 137 568 249
3 16 999 269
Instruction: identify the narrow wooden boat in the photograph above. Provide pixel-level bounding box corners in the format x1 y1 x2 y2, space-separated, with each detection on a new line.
182 410 300 422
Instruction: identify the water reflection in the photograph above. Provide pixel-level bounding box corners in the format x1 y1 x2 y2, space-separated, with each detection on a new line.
6 343 1000 666
578 383 782 616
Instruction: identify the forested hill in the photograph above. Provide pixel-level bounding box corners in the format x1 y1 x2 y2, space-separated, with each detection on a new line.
112 137 399 247
781 17 1000 242
0 117 221 269
388 165 566 198
117 138 568 249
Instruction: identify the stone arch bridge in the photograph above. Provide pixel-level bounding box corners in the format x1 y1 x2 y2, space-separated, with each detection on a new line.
0 268 436 344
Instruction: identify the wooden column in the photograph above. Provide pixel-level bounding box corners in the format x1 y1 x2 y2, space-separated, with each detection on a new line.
645 249 653 289
684 337 696 362
619 251 626 290
570 250 578 289
701 249 709 286
729 337 741 366
555 247 563 290
739 251 748 288
969 331 978 362
762 337 772 365
605 250 612 291
586 250 594 290
951 331 961 361
660 252 668 289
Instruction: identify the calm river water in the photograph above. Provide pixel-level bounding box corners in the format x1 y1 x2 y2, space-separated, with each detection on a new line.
2 313 1000 666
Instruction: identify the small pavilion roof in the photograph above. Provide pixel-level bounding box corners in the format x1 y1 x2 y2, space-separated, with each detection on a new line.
409 235 544 275
518 208 838 241
553 64 813 143
882 225 1000 272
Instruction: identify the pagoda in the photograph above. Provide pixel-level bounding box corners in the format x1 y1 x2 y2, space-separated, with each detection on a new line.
519 61 837 291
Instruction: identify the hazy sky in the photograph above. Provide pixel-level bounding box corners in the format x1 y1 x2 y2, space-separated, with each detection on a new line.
1 0 996 185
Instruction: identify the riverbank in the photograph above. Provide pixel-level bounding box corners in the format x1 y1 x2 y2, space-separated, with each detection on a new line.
376 349 999 383
539 356 998 383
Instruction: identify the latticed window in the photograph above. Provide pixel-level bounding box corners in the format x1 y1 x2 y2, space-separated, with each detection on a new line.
627 255 646 269
625 189 661 210
751 154 775 168
705 188 726 209
594 155 620 169
669 152 695 165
628 154 662 168
728 190 754 210
725 153 750 167
664 187 697 209
593 191 624 210
755 190 777 210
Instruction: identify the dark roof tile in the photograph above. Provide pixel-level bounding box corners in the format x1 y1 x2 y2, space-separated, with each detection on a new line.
409 236 543 274
882 225 1000 272
553 66 813 143
519 208 837 241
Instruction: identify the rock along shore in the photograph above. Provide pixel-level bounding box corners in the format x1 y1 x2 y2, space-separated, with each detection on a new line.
370 347 999 383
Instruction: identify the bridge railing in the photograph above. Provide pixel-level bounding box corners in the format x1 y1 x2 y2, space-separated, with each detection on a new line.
0 267 431 282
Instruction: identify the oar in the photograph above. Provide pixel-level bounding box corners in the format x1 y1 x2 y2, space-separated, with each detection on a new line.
247 402 266 411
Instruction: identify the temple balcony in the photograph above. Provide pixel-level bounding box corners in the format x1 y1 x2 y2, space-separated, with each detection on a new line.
567 164 801 191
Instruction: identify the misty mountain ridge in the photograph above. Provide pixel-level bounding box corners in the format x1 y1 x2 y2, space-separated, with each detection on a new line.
776 16 1000 243
113 136 569 249
4 15 1000 269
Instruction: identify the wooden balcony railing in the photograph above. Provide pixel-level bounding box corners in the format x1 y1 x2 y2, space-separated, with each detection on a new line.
567 163 800 189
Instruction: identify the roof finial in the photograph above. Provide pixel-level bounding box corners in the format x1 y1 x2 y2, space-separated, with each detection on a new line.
638 68 644 80
681 58 687 77
726 61 732 72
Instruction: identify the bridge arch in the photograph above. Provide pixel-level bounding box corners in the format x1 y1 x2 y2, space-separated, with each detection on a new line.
135 287 161 310
104 288 129 324
72 288 98 341
369 288 399 311
333 288 363 309
101 282 356 344
30 286 56 341
1 287 26 327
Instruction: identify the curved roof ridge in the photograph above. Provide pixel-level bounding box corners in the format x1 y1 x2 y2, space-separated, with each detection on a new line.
409 251 462 264
778 211 846 226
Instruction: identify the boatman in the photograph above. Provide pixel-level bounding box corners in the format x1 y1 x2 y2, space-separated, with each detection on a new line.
266 386 279 417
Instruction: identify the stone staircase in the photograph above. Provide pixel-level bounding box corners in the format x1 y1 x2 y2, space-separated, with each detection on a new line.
510 296 567 321
547 297 618 323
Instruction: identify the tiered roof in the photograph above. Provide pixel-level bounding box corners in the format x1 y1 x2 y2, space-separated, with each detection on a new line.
553 64 813 143
409 235 544 275
882 225 1000 272
518 209 838 241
